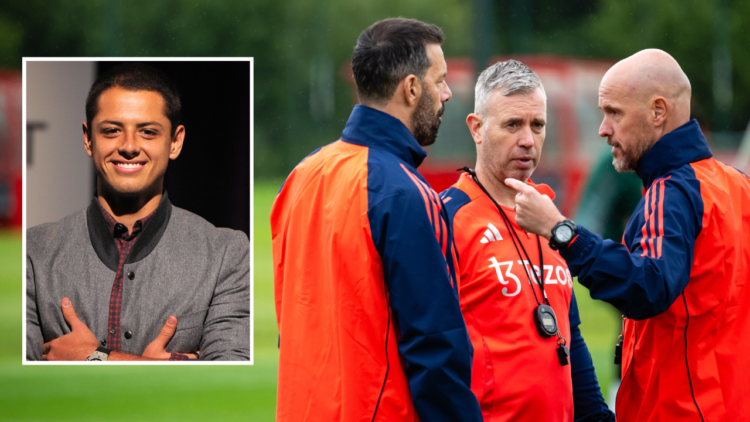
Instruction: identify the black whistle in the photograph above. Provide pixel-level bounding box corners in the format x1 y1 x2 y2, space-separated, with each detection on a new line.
557 344 570 366
614 342 622 365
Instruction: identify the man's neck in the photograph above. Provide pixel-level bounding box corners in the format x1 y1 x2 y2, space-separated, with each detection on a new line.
361 101 414 134
475 164 522 209
97 187 162 233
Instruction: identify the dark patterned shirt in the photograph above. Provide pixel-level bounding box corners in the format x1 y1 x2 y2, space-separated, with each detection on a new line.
99 204 187 361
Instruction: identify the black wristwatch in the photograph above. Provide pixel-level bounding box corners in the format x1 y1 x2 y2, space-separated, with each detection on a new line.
549 219 578 251
86 346 111 361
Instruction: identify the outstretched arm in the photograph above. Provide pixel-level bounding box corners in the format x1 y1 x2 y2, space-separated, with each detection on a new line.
505 177 697 320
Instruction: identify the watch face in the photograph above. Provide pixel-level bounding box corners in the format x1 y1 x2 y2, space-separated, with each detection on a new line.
86 350 109 361
556 225 573 242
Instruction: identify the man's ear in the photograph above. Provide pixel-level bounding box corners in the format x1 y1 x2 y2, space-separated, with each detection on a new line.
653 97 668 128
169 125 186 160
401 75 421 108
466 113 484 145
82 122 93 158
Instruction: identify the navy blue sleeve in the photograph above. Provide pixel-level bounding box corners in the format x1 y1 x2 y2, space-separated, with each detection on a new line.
568 288 582 327
568 292 615 422
562 177 701 320
369 176 482 421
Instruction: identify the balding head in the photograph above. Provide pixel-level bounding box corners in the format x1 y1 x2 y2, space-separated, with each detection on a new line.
602 49 691 124
598 49 692 172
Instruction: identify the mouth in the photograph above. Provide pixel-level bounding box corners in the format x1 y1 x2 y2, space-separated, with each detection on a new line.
111 161 146 174
512 157 534 168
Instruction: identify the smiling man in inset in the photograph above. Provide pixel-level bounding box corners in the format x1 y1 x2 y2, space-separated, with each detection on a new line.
26 63 250 361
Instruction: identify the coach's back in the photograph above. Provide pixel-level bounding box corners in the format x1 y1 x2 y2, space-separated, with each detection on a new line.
271 105 480 422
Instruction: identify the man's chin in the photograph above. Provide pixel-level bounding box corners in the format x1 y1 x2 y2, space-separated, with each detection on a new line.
99 179 158 199
612 157 635 173
501 168 534 184
418 136 437 147
415 126 440 147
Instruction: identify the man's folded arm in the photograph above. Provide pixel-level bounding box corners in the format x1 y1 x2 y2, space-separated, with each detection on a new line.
562 182 698 320
26 256 44 361
370 190 483 422
199 231 250 361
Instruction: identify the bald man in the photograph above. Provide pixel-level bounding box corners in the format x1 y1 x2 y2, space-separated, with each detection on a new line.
505 49 750 421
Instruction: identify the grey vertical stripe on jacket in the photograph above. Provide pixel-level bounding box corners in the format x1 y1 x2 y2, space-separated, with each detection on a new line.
26 193 250 361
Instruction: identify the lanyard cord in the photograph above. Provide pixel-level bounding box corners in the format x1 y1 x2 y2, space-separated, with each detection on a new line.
460 167 550 307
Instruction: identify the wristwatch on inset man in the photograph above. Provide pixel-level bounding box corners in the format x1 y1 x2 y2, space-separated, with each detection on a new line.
549 219 578 251
85 347 111 361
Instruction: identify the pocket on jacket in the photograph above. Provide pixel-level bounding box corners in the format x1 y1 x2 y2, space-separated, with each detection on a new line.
175 308 209 331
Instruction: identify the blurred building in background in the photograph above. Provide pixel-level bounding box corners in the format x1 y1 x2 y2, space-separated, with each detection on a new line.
0 70 21 228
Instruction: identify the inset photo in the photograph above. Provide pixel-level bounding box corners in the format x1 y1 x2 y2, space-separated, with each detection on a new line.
23 58 253 363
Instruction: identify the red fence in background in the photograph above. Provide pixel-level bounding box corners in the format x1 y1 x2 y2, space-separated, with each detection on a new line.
0 70 22 228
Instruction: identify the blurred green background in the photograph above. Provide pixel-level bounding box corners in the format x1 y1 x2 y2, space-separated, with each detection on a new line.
1 0 748 178
2 0 750 420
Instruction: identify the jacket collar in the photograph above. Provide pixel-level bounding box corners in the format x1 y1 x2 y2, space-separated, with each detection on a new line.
455 172 555 204
340 104 428 168
87 192 173 271
635 119 713 187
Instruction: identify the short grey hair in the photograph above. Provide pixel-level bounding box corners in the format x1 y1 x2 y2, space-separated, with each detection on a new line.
474 59 546 117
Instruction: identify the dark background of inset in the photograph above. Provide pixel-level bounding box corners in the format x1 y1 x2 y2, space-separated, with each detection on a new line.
96 61 250 236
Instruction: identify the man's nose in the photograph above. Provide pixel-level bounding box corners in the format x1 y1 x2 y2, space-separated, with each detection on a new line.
441 81 452 103
518 125 535 148
118 130 140 159
599 117 612 138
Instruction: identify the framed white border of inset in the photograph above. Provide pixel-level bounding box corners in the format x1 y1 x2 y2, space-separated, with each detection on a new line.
22 57 254 365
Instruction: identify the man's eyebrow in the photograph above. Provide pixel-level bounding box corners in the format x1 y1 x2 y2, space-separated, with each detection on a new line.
97 120 164 128
532 117 547 125
98 120 124 127
501 117 523 125
136 121 164 128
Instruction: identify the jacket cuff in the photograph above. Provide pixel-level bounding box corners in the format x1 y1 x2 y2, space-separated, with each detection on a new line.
561 225 591 261
168 353 192 361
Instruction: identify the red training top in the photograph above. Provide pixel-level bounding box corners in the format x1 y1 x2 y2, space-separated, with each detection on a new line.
442 173 575 421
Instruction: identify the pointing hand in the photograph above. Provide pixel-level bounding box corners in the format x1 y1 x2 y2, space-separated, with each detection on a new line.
504 178 565 240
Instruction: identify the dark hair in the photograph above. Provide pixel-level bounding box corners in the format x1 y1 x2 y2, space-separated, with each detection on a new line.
352 18 444 104
85 63 181 136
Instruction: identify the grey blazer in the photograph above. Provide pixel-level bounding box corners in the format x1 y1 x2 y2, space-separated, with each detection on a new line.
26 194 250 361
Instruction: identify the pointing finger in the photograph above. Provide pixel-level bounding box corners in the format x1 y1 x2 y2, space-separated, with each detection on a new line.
504 178 534 194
